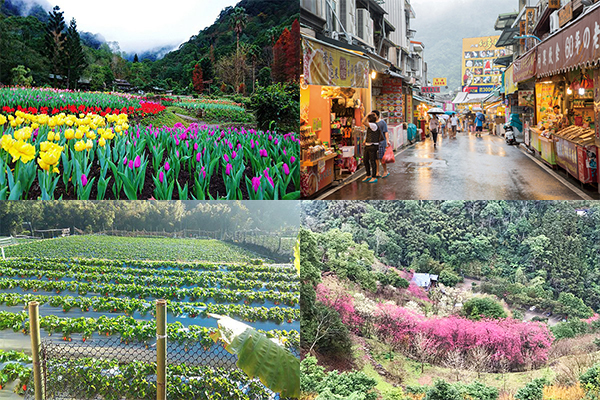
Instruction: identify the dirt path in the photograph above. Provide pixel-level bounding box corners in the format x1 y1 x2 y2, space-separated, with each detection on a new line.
173 113 220 130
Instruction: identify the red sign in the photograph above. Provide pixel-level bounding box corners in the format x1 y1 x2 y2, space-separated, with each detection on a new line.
595 69 600 142
537 6 600 77
513 48 537 83
421 86 441 93
577 145 598 184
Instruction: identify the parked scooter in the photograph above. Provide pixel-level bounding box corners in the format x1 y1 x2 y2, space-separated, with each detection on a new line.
504 124 517 145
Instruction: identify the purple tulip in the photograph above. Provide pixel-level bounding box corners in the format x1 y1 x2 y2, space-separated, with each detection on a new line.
201 166 206 179
194 143 199 150
283 149 287 156
251 139 255 149
290 156 296 164
165 161 170 171
269 135 273 141
252 177 261 193
232 151 237 159
274 138 279 145
134 155 141 168
128 160 134 170
159 171 164 184
266 174 274 188
123 156 128 166
224 154 230 163
237 143 242 150
196 152 201 162
81 174 88 187
259 149 268 158
225 163 233 176
283 163 290 175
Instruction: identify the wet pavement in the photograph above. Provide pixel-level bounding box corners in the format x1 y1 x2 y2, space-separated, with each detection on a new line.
324 131 599 200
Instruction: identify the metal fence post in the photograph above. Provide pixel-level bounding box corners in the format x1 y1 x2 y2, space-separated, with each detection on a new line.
156 299 167 400
29 301 43 400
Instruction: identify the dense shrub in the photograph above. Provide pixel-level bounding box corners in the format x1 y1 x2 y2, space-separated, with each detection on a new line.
251 83 299 133
300 357 378 400
438 269 461 287
551 319 591 340
515 378 547 400
580 363 600 397
425 380 461 400
557 292 594 319
463 298 507 320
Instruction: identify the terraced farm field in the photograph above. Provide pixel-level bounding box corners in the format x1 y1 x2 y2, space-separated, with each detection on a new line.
0 235 299 399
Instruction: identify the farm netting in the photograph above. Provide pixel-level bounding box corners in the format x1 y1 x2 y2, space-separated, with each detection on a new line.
24 334 289 400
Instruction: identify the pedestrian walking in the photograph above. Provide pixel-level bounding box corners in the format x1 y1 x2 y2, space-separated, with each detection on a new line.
373 110 391 179
450 114 458 138
475 112 485 137
429 115 440 147
361 111 384 183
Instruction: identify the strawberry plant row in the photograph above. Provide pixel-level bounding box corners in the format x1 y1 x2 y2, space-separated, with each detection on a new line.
0 311 299 348
1 266 298 292
0 293 299 324
0 278 299 306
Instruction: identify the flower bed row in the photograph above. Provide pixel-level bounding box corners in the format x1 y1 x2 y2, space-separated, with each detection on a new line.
0 111 299 200
0 88 166 117
0 278 299 306
0 293 299 324
0 311 299 348
172 100 252 124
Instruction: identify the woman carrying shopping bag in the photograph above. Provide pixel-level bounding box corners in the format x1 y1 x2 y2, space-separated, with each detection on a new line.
361 111 385 184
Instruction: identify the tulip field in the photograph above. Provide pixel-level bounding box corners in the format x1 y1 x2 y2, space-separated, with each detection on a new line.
170 98 253 124
0 235 299 398
0 88 300 200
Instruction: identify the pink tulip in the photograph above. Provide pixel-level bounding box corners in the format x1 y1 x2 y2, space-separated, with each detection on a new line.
194 143 199 151
159 171 164 184
252 177 261 193
134 155 141 168
196 152 201 162
165 161 170 171
224 154 230 163
225 163 233 176
128 160 134 170
201 166 206 179
283 163 290 175
259 149 268 158
290 156 296 164
81 174 88 187
232 151 237 159
123 156 128 166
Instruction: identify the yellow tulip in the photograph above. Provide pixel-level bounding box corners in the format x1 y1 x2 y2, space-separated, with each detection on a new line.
0 115 7 125
9 140 36 163
64 129 75 140
38 149 62 171
75 129 84 140
1 135 16 152
85 139 93 150
86 131 97 140
53 167 59 174
14 127 32 141
74 140 86 152
39 141 51 152
98 137 106 147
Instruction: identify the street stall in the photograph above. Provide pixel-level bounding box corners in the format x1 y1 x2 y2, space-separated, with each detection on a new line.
531 2 600 186
371 73 409 150
300 35 370 197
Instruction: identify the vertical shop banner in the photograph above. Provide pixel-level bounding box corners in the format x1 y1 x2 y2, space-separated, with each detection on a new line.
535 82 557 123
556 138 579 178
462 36 506 94
577 145 598 184
536 6 600 77
302 36 370 88
505 65 518 95
379 76 404 124
406 94 413 125
595 69 600 142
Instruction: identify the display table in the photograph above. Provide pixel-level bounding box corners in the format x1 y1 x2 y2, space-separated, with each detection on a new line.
301 153 338 197
530 128 542 154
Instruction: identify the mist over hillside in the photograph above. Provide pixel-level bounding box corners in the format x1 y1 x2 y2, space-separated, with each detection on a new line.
410 0 517 93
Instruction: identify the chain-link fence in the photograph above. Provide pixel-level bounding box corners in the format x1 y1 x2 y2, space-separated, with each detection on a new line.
23 302 295 400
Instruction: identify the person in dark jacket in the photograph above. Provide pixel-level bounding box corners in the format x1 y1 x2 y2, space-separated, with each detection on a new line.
361 112 383 183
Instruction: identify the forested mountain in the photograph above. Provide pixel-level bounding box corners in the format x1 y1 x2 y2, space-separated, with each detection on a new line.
0 0 299 93
301 201 600 312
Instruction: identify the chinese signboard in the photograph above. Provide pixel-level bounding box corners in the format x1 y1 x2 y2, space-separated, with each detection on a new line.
595 62 600 142
558 2 573 27
379 76 404 124
519 90 535 107
302 36 370 88
462 36 507 94
536 6 600 78
432 78 447 86
421 86 441 93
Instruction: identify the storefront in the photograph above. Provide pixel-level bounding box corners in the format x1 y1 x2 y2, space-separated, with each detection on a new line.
512 48 537 147
300 35 370 197
529 3 600 187
371 72 412 150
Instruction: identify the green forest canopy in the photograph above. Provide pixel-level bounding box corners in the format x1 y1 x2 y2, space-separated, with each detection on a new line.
0 0 299 92
0 201 300 234
301 201 600 313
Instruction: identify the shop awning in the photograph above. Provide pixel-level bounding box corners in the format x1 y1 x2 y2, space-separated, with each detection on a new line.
536 2 600 77
494 12 519 31
368 54 392 74
482 87 502 103
495 27 520 48
513 47 537 82
452 92 490 104
494 55 513 67
485 101 504 111
302 35 370 88
413 94 438 106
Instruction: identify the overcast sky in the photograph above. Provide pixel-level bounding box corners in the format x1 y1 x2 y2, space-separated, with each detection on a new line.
50 0 239 53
